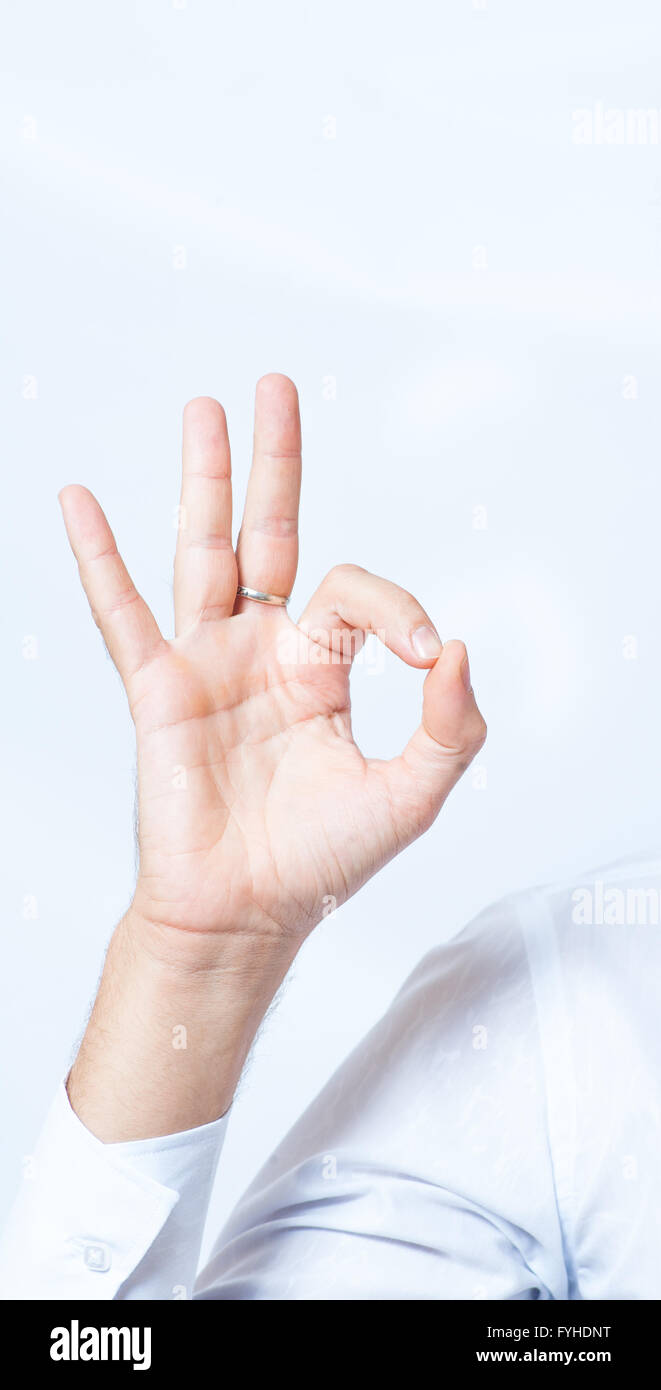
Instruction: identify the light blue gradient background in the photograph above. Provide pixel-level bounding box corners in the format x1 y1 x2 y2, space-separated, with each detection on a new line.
1 0 660 1252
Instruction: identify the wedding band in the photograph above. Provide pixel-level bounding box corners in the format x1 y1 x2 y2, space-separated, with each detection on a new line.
236 584 289 607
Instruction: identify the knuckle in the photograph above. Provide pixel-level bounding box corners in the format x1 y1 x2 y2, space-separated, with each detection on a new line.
327 562 366 584
469 713 488 753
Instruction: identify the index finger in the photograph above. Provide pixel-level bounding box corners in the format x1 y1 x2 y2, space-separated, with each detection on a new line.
59 485 165 686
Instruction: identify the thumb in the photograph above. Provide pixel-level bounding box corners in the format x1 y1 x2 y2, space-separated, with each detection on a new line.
375 639 487 845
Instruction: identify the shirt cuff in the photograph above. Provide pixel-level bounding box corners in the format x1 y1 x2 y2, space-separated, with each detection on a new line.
0 1083 228 1301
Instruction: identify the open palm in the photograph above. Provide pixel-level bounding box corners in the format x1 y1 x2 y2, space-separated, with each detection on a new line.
60 376 486 947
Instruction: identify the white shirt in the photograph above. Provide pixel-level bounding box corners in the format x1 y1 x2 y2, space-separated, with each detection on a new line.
2 853 661 1301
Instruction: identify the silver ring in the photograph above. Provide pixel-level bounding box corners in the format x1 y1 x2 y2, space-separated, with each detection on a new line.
236 584 289 607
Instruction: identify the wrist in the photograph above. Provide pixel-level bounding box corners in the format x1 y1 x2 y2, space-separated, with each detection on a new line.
123 897 298 984
67 907 296 1143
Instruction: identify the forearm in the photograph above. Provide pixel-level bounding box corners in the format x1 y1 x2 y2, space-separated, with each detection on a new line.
67 909 296 1142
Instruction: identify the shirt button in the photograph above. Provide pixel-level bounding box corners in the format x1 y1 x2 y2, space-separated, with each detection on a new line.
83 1242 111 1272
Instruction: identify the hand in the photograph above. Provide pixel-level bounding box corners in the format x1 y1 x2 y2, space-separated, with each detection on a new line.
61 374 486 1139
60 376 486 961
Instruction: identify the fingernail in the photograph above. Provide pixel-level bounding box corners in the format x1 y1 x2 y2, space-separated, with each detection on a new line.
460 654 472 691
411 625 443 660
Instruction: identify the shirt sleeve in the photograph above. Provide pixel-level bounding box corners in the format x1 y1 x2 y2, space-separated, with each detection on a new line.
196 896 568 1300
0 1083 227 1301
1 893 568 1302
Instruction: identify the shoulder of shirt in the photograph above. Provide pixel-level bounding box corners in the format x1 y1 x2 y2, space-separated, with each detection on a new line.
394 849 661 1008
